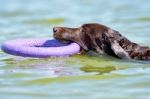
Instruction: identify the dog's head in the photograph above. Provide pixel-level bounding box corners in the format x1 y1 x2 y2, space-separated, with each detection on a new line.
53 23 109 51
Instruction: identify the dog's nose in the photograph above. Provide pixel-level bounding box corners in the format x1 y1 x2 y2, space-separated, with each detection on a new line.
53 27 61 33
53 27 57 33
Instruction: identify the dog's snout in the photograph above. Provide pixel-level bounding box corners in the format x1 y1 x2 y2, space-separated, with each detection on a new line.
53 27 57 33
53 27 62 33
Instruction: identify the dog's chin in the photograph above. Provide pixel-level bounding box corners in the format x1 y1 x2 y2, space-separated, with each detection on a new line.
59 39 71 43
54 37 71 43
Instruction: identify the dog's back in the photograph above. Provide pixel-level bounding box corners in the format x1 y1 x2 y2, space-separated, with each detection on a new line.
118 37 150 60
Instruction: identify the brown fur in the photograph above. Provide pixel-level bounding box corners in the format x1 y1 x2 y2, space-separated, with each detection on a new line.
53 23 150 60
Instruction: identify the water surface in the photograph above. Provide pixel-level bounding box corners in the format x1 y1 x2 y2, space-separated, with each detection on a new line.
0 0 150 99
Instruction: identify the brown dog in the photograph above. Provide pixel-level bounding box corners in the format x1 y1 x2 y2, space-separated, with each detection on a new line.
53 23 150 60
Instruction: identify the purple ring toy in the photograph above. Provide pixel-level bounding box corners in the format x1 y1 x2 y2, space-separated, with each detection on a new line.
1 39 80 58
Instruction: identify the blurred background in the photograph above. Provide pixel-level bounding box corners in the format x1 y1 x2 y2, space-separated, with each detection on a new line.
1 0 150 44
0 0 150 99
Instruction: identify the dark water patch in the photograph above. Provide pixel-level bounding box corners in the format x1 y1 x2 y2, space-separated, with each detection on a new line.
1 57 16 64
112 17 150 24
23 18 65 25
80 65 116 74
0 11 32 17
136 17 150 22
20 74 130 86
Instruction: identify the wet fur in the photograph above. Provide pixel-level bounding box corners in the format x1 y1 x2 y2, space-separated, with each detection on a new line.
53 23 150 60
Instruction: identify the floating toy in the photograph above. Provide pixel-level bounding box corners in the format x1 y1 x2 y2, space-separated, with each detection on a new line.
1 39 80 58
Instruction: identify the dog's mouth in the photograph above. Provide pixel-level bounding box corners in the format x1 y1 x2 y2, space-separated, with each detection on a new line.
55 38 83 54
54 37 72 44
53 35 72 43
58 39 71 43
53 33 82 50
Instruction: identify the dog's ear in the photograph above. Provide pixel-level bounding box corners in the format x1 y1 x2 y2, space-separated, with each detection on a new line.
109 39 130 59
75 26 89 51
105 29 130 59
